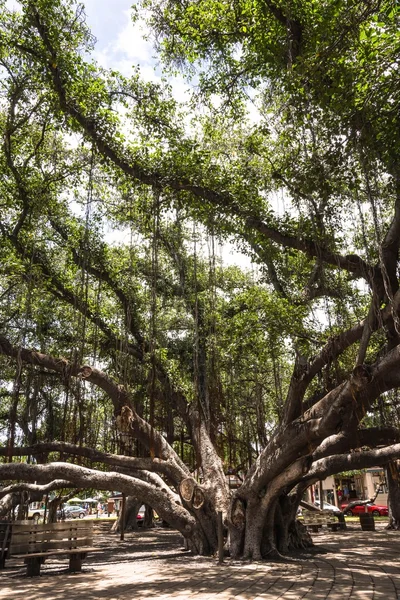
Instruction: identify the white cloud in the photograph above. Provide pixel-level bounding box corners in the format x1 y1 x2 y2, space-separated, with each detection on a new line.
5 0 20 9
84 2 191 98
115 14 155 65
87 3 159 82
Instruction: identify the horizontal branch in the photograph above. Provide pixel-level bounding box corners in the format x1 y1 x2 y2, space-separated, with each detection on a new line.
0 479 73 499
0 462 196 536
28 5 374 282
312 427 400 461
0 441 188 485
305 443 400 482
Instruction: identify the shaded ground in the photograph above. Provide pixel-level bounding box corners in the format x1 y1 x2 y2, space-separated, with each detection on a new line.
1 520 400 599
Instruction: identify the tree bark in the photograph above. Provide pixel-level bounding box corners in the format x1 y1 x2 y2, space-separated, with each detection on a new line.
0 494 14 520
386 462 400 530
111 497 142 533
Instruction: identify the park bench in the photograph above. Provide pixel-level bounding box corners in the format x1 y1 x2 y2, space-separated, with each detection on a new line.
2 519 98 576
302 509 341 532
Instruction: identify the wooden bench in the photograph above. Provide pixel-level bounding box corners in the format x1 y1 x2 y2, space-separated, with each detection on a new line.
302 510 341 532
4 520 98 576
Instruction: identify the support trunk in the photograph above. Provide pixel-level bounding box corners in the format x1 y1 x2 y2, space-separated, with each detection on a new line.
386 462 400 529
111 497 144 532
0 494 13 520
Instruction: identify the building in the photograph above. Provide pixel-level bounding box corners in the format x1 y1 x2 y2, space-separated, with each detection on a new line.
306 468 388 507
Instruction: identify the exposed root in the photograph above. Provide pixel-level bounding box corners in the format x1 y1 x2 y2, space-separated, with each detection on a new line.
385 518 400 530
287 519 314 550
262 547 285 560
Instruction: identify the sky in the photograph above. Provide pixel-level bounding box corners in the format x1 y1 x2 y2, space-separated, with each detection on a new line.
83 0 155 76
82 0 190 101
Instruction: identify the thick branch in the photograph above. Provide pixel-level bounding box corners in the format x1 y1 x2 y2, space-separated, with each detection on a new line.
283 290 400 424
0 462 196 535
0 441 188 485
0 479 73 499
240 343 400 497
312 427 400 461
305 443 400 482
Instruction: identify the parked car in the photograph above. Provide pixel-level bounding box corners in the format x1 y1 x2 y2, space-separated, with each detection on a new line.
28 507 45 523
137 505 145 525
58 505 87 519
314 500 342 513
341 502 388 516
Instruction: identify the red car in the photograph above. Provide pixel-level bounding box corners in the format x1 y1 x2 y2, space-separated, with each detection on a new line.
341 502 388 516
137 505 145 526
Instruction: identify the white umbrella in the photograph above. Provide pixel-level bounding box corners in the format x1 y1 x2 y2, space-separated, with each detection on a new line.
67 497 83 503
83 497 97 503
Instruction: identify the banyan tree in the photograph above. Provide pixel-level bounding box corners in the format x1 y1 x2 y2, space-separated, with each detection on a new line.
1 0 400 558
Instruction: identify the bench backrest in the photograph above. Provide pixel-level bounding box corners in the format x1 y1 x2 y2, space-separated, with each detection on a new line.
321 510 337 523
303 510 337 523
10 520 94 555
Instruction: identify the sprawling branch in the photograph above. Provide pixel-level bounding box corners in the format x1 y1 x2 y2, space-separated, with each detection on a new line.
0 462 196 536
304 443 400 483
239 343 400 497
283 289 400 425
312 427 400 461
0 479 73 499
0 441 188 485
3 193 219 482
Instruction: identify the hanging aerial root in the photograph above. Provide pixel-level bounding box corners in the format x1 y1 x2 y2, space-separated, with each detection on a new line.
288 520 314 550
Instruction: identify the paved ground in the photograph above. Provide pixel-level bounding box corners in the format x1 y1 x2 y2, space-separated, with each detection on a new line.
1 521 399 599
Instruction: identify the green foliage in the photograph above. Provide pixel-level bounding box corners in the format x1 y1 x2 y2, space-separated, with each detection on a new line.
0 0 399 471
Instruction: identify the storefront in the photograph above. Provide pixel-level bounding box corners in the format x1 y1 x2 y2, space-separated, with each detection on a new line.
364 468 388 505
306 467 388 507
